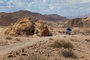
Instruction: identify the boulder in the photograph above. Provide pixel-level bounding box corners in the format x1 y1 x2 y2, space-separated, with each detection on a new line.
5 17 35 36
34 20 51 36
5 17 51 36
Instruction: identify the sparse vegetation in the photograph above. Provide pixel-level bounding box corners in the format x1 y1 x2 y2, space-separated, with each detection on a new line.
61 49 76 58
85 30 90 35
6 36 12 40
50 40 74 49
15 38 21 42
61 40 74 49
49 38 53 40
85 39 90 42
86 30 90 33
50 40 62 48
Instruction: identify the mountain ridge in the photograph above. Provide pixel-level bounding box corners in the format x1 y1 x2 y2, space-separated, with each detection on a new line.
78 13 90 18
64 17 90 28
0 10 67 26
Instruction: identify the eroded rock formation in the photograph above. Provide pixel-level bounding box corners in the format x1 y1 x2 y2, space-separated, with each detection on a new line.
34 20 50 36
5 17 51 36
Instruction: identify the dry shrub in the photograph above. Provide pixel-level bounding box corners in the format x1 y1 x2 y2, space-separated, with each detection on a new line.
49 38 53 40
6 36 12 40
61 40 74 49
50 41 62 48
85 30 90 35
85 39 90 42
15 38 21 42
61 49 76 58
50 40 74 49
86 30 90 33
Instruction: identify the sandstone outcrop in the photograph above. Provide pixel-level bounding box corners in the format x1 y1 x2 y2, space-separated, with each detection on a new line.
5 17 51 36
34 20 50 36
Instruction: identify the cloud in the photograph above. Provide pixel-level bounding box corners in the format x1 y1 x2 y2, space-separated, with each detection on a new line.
0 0 4 3
81 0 90 3
0 0 90 16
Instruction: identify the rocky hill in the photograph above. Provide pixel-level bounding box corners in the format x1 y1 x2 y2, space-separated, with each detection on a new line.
64 17 90 28
0 10 67 26
78 13 90 18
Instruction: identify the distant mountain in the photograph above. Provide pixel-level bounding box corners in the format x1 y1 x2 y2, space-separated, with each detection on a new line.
0 10 67 26
64 17 90 28
78 13 90 18
66 16 76 19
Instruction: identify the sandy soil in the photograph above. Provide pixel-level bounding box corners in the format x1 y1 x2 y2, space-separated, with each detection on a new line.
0 26 89 60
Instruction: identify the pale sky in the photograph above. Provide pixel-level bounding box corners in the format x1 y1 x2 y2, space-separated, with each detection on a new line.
0 0 90 17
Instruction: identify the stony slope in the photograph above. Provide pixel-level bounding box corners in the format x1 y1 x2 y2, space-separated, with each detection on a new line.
64 17 90 28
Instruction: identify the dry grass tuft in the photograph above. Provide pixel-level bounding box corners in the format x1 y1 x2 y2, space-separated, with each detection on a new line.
61 40 74 49
6 36 12 40
61 49 76 58
15 38 21 42
50 40 62 48
50 40 74 49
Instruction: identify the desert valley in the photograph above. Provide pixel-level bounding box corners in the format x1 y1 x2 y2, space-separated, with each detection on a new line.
0 10 89 60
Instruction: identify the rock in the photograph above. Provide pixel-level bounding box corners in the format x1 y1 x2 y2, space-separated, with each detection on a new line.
5 17 51 36
5 17 34 36
34 20 51 36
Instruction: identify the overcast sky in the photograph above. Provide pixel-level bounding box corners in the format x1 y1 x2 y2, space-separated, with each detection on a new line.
0 0 90 17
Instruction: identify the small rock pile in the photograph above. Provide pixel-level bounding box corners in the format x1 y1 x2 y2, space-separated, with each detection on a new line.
5 17 51 36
